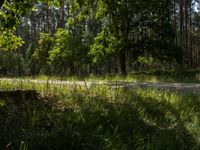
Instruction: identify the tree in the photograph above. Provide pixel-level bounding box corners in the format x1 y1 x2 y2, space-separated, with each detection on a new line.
0 31 24 51
0 0 199 77
49 28 83 75
72 0 182 75
32 32 53 74
0 0 34 29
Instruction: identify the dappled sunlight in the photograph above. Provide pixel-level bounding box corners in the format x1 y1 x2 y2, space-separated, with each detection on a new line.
0 86 200 149
1 0 200 149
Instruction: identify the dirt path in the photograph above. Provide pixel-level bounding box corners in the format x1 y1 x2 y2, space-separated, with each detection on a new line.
1 78 200 93
108 82 200 93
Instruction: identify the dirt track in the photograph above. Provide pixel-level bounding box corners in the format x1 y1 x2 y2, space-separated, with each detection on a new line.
1 78 200 93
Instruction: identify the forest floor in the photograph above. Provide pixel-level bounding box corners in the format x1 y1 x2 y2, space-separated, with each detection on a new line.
1 79 200 149
1 77 200 149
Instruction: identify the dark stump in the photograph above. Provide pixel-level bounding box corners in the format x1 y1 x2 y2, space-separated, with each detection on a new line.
0 90 38 102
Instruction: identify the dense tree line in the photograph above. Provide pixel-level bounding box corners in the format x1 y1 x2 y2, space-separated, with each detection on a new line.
0 0 200 76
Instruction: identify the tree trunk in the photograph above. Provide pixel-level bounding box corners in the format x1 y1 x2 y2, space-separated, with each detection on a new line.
58 3 65 28
119 50 126 76
180 0 184 61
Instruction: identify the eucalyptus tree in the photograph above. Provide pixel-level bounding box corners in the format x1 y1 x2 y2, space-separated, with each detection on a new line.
1 0 200 76
72 0 182 75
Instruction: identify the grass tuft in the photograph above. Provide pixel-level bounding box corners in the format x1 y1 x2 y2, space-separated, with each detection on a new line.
0 80 200 149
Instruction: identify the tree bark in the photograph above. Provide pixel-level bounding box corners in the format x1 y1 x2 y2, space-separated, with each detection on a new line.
180 0 183 50
119 50 126 76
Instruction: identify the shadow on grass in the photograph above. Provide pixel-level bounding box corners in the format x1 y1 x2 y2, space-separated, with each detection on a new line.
0 89 200 150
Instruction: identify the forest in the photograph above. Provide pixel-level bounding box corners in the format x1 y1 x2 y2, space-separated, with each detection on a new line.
0 0 199 77
1 0 200 150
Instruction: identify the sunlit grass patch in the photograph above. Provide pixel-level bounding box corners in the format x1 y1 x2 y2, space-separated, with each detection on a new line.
0 80 200 149
0 99 6 106
7 70 200 83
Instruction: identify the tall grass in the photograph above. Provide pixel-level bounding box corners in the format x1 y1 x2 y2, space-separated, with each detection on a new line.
0 80 200 149
7 70 200 83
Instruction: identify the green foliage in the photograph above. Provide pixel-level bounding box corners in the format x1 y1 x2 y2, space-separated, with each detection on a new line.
33 33 53 63
32 33 53 74
0 0 194 76
90 28 121 63
49 28 83 74
70 0 182 74
0 0 34 29
49 28 72 63
0 31 24 51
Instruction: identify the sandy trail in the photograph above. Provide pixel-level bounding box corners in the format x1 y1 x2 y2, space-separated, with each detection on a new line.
1 78 200 93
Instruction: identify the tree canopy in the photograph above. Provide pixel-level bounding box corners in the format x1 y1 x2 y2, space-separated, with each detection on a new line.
0 0 200 76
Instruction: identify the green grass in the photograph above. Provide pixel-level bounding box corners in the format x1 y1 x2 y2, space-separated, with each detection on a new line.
0 99 6 107
4 70 200 83
0 80 200 150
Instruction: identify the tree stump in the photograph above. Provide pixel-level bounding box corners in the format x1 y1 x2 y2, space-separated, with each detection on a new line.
0 90 38 102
